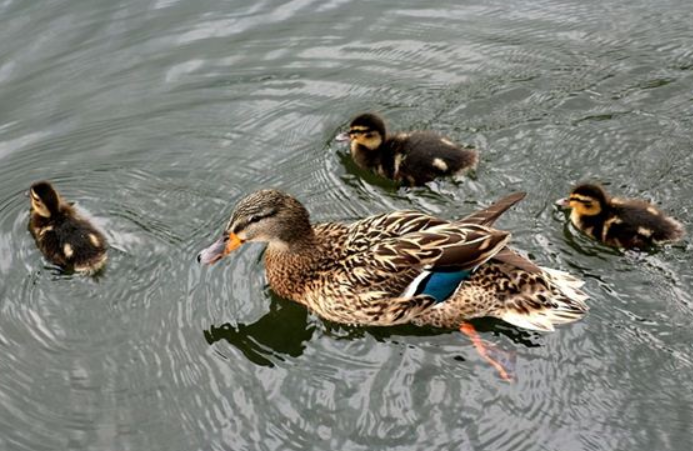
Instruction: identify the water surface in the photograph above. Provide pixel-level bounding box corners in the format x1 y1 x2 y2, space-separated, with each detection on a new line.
1 0 692 450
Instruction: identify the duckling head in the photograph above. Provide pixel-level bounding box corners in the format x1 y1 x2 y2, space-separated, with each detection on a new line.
198 189 313 265
336 112 386 151
29 181 62 218
556 183 609 217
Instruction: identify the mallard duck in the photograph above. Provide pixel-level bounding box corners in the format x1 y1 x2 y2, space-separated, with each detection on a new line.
198 189 588 379
28 181 108 273
335 113 479 186
557 183 685 249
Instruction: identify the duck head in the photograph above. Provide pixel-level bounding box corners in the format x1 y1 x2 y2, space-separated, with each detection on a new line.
197 189 313 265
556 183 609 217
336 112 386 152
29 181 62 218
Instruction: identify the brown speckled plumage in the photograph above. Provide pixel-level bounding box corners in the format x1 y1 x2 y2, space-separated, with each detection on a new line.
200 190 588 331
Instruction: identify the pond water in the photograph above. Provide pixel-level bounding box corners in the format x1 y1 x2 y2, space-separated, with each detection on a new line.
1 0 692 450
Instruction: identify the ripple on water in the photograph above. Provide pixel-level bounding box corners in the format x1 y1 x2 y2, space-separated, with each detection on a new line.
2 0 693 449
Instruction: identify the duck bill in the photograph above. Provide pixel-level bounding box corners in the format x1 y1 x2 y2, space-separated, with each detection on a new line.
555 197 570 208
335 131 351 142
197 233 243 265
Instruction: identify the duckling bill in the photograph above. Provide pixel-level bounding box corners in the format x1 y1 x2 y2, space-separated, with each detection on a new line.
28 181 108 273
336 113 479 186
557 183 685 249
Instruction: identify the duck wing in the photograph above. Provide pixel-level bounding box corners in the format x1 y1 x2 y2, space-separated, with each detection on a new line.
491 248 541 274
339 222 511 325
343 210 449 255
459 192 526 227
335 206 519 326
457 191 541 274
344 191 525 253
357 223 511 275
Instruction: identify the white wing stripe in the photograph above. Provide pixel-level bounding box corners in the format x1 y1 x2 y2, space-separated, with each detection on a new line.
402 270 431 297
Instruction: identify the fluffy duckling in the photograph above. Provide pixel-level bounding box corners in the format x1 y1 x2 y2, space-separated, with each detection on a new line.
336 113 479 186
557 183 685 249
28 181 108 273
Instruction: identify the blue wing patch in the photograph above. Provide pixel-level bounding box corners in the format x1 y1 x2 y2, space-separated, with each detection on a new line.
415 269 472 303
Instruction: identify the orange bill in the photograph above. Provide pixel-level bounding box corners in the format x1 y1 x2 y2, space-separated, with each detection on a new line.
197 233 243 265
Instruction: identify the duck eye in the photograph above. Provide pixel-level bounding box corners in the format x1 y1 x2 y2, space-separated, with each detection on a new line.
246 208 277 227
247 213 266 226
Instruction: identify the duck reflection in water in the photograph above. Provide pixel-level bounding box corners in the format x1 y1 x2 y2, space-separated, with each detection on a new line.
205 293 540 378
204 293 315 367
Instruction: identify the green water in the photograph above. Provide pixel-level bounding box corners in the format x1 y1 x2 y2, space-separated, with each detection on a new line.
1 0 692 449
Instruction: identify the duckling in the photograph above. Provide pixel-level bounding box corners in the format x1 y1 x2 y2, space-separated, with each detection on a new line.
28 181 108 273
556 183 685 249
336 113 479 186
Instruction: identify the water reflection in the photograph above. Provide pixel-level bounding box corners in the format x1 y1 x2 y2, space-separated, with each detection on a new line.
206 290 544 373
205 295 314 367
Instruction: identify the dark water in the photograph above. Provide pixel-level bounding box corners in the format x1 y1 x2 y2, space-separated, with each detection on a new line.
1 0 692 449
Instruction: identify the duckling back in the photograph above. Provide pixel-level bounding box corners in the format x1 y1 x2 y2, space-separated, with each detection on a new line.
392 131 478 185
607 200 685 248
30 208 108 273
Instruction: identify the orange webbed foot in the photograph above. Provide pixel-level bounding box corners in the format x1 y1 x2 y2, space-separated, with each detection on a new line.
460 322 516 382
